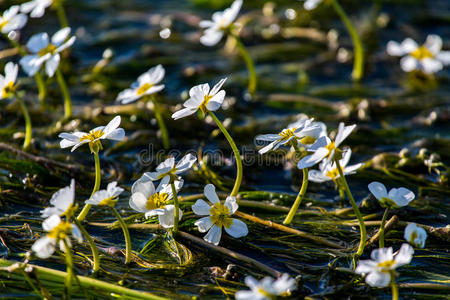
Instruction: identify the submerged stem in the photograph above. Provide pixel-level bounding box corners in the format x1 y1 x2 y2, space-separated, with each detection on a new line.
111 207 131 264
335 158 366 257
15 93 32 150
208 111 243 197
55 69 72 119
379 207 390 248
171 182 180 233
150 96 170 150
77 151 101 221
73 218 100 272
230 33 257 94
331 0 364 82
55 4 69 28
62 239 74 298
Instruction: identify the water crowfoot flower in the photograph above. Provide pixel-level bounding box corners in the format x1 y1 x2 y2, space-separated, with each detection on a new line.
356 244 414 300
235 273 296 300
387 35 450 74
303 0 323 11
172 78 227 120
41 179 75 217
129 175 183 229
192 184 248 245
404 223 427 249
0 5 27 34
368 182 415 209
85 182 131 264
0 62 32 149
21 0 69 27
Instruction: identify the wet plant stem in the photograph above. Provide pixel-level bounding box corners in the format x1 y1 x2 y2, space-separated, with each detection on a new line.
55 69 72 119
331 0 364 82
55 4 69 28
379 207 390 248
230 33 257 94
15 93 32 150
73 218 100 272
335 158 366 257
149 95 170 150
5 35 47 105
284 142 308 225
77 151 101 221
62 239 74 298
208 111 242 196
391 274 399 300
171 182 180 232
111 207 131 264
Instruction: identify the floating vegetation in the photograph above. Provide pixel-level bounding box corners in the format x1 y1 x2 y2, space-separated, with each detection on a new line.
0 0 449 299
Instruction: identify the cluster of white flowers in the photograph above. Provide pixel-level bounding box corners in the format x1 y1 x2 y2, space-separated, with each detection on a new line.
235 273 297 300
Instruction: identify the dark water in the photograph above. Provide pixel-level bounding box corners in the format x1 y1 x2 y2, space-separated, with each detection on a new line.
0 0 449 299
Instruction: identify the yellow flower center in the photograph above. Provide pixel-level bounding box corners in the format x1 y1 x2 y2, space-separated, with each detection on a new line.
409 231 418 243
80 129 104 142
410 45 434 60
199 94 213 114
47 220 72 240
0 19 8 30
1 81 16 99
38 44 58 57
210 202 233 228
99 196 117 207
278 128 297 141
325 141 336 155
380 197 396 208
299 135 316 145
146 192 169 210
326 167 339 180
377 259 396 272
137 83 154 95
257 287 273 298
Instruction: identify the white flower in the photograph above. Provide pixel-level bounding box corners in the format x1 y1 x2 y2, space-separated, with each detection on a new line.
129 174 183 228
20 0 52 18
387 35 450 74
308 149 362 183
116 65 165 104
192 184 248 245
19 27 76 77
199 0 242 46
368 182 415 209
256 118 325 154
172 78 227 120
355 244 414 287
41 179 75 217
85 181 124 207
31 214 83 259
303 0 323 10
143 154 197 183
404 223 427 248
58 115 125 152
0 62 19 100
0 5 27 34
297 122 356 169
235 273 297 300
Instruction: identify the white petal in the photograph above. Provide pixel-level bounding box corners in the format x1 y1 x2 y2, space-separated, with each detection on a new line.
102 116 121 136
71 225 83 243
56 36 76 53
116 88 140 104
104 128 125 141
42 179 75 217
158 205 182 228
204 184 220 204
4 62 18 85
308 170 329 183
189 83 209 101
400 56 418 72
297 147 329 169
200 29 224 47
86 189 109 205
195 216 214 233
391 187 415 207
436 51 450 65
19 54 45 76
206 90 225 111
26 32 49 53
400 38 419 53
172 107 197 120
371 247 393 263
132 175 156 197
45 54 60 77
386 41 405 56
145 208 165 218
234 290 259 300
421 58 443 74
209 78 227 96
2 14 27 33
52 27 71 46
224 219 248 238
199 20 214 28
368 182 388 201
255 134 280 142
335 123 355 147
192 199 212 216
42 215 61 232
304 0 322 10
175 153 197 173
32 236 56 259
129 192 149 213
147 64 165 84
394 243 414 267
365 271 391 287
224 196 238 214
258 141 277 154
355 260 377 274
424 34 442 55
203 225 222 245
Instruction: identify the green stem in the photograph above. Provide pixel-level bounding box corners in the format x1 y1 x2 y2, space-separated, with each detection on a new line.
171 182 180 233
62 239 74 298
5 35 47 105
73 218 100 273
379 207 390 248
335 158 366 257
331 0 364 82
15 93 32 150
55 69 72 119
208 111 243 196
111 207 131 264
55 4 69 28
283 168 308 225
230 33 257 94
77 151 101 221
150 96 170 150
391 275 399 300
